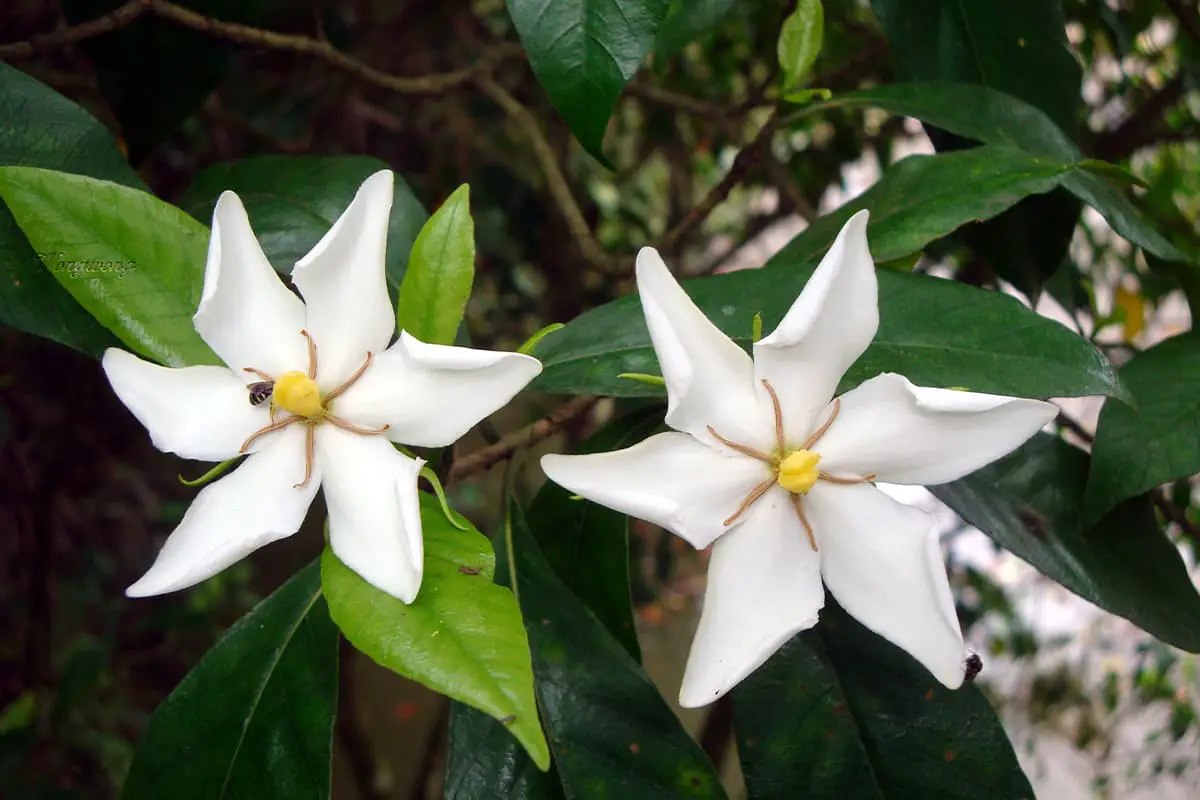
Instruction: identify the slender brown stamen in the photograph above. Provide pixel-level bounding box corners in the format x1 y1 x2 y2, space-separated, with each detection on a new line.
818 471 876 485
323 352 374 403
761 379 785 454
802 398 841 450
243 367 274 382
723 476 776 526
240 415 301 453
325 414 390 436
791 493 817 551
707 425 774 462
294 424 316 488
301 329 318 379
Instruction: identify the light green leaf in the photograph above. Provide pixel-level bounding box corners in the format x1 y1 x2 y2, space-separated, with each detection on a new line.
777 0 824 92
0 167 217 367
396 184 475 345
321 492 549 770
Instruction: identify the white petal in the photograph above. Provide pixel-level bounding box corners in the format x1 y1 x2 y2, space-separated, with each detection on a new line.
292 170 396 386
807 483 966 689
753 210 878 441
126 427 318 597
636 247 770 453
318 426 426 603
816 373 1059 485
193 191 308 377
102 348 270 461
331 331 542 448
541 432 770 550
679 488 825 707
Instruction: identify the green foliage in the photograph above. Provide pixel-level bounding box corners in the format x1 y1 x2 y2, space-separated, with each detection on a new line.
397 184 475 344
777 0 824 94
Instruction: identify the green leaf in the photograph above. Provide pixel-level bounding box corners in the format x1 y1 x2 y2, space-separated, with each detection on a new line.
397 184 475 345
446 705 566 800
773 145 1071 265
798 82 1187 263
177 155 429 295
506 0 671 163
0 62 139 357
734 602 1033 799
321 493 549 770
654 0 738 62
122 560 338 800
526 407 664 661
932 434 1200 653
0 167 217 367
777 0 824 92
1083 332 1200 525
531 248 1124 402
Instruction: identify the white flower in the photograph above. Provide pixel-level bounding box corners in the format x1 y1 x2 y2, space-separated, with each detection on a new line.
104 170 541 603
541 211 1057 707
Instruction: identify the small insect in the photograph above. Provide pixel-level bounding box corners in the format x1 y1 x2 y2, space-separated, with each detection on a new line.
457 565 481 575
499 714 517 726
247 381 275 407
964 653 983 682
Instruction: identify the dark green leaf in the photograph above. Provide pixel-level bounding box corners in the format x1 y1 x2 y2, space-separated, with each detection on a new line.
932 434 1200 652
177 155 428 296
526 406 664 661
122 560 338 800
532 244 1124 402
0 62 138 356
396 184 474 345
506 0 671 162
445 704 566 800
654 0 738 62
734 602 1033 799
1084 332 1200 525
0 167 217 367
321 493 549 769
800 82 1187 263
777 0 824 92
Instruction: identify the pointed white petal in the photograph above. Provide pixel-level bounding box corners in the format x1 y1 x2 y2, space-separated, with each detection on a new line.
541 432 770 550
193 191 308 377
679 488 825 707
754 210 878 441
126 427 318 597
330 331 542 448
292 170 396 386
102 348 270 461
636 247 770 453
318 427 426 603
807 483 966 689
816 373 1059 485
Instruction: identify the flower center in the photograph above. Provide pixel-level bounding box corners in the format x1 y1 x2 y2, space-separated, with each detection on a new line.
705 379 875 551
238 329 390 488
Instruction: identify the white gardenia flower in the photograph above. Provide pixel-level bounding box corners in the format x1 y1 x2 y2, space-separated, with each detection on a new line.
541 210 1058 707
104 170 541 603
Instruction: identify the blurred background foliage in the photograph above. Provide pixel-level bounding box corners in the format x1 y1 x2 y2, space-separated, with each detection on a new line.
0 0 1198 797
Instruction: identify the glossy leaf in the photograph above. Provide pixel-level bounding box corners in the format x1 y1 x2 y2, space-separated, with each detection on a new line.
800 82 1187 263
734 601 1033 799
445 704 566 800
932 434 1200 652
397 184 475 345
526 406 664 661
177 155 429 295
0 167 217 368
1083 332 1200 525
122 560 338 800
507 0 670 162
321 493 549 770
531 243 1124 403
777 0 824 92
0 63 138 357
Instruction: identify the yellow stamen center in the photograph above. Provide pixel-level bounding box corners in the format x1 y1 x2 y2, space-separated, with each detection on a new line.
272 371 324 418
777 449 820 494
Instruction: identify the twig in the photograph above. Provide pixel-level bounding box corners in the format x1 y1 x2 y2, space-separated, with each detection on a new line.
1091 73 1186 161
1153 489 1200 540
1056 411 1095 445
0 0 151 59
476 75 619 274
449 395 598 483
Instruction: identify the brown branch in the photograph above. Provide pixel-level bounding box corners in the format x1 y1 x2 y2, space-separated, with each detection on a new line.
1056 411 1094 445
449 395 598 483
0 0 151 60
1154 489 1200 541
1090 73 1186 161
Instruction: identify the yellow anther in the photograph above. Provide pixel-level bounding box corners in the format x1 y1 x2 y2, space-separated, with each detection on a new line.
778 449 821 494
272 371 323 418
